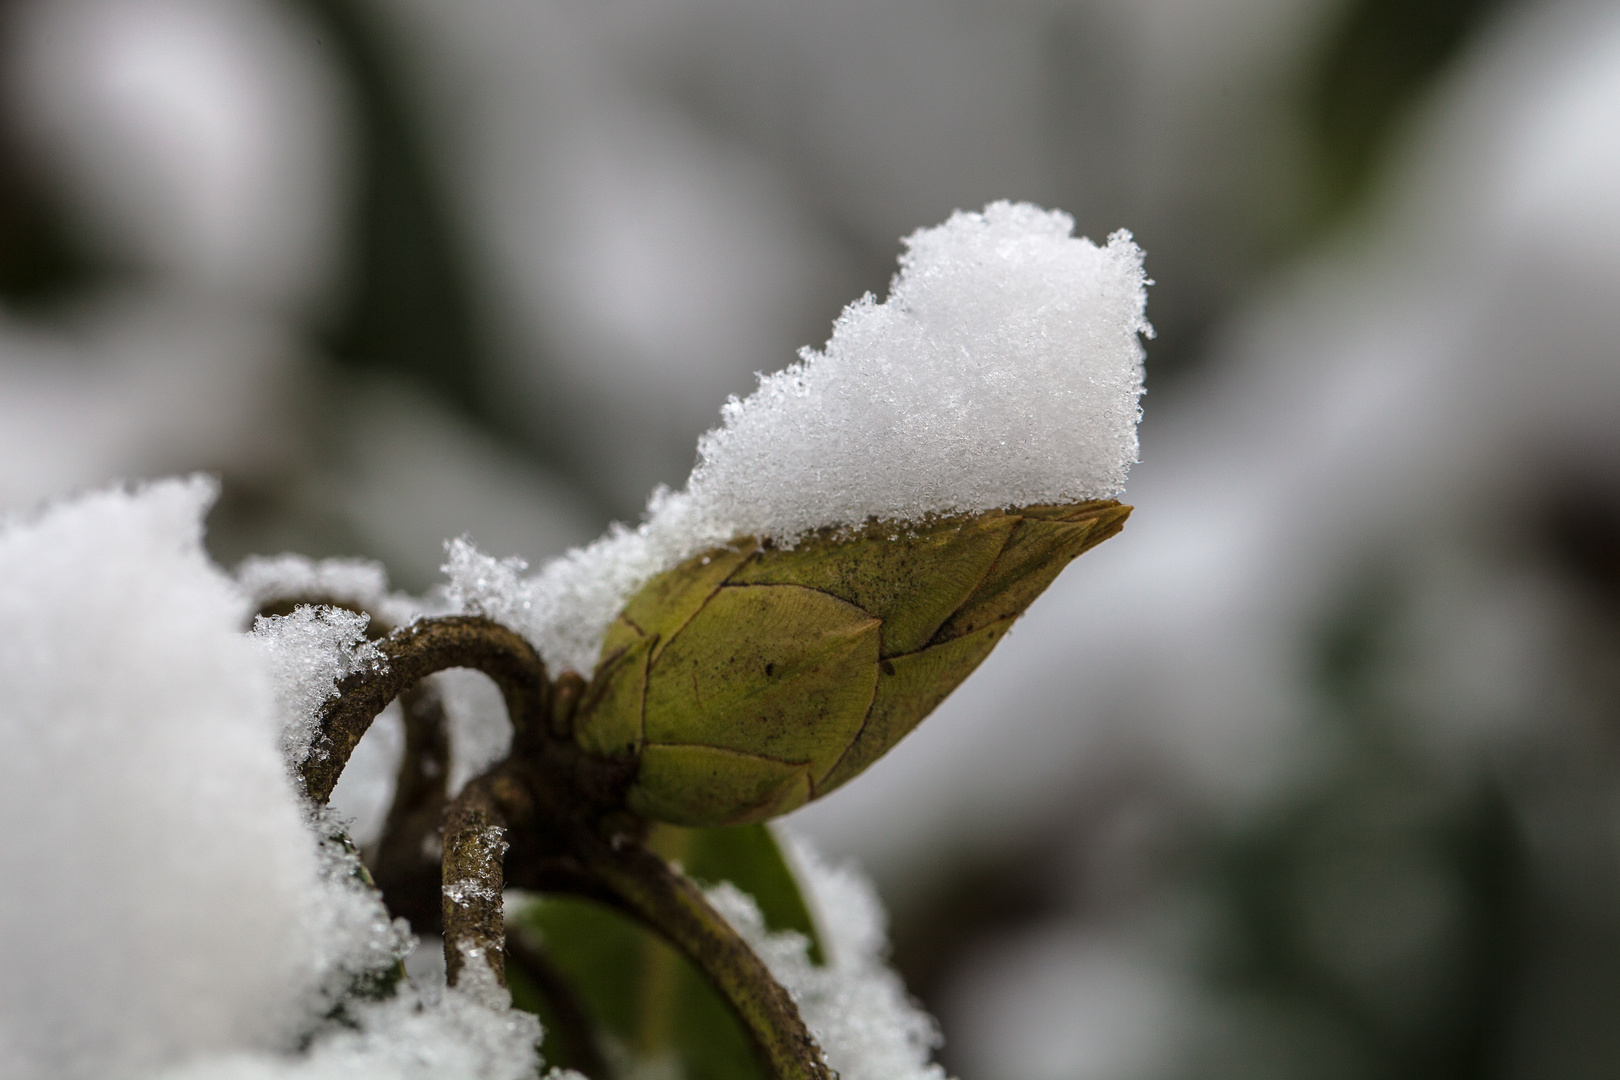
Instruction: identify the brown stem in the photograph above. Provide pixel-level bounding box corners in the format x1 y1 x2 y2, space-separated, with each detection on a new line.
441 776 512 990
301 615 549 803
506 927 616 1080
576 840 832 1080
480 770 832 1080
282 605 828 1080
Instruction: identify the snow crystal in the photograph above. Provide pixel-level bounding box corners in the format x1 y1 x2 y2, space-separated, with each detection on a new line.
238 553 422 631
240 555 424 833
251 604 386 770
705 834 949 1080
242 551 514 806
449 202 1149 674
0 478 324 1078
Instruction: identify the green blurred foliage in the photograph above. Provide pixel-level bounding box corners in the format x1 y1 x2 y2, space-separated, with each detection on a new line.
1184 568 1524 1079
0 160 98 311
282 0 492 421
1304 0 1513 221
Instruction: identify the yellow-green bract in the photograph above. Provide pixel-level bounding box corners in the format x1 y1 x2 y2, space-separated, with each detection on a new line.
571 500 1130 826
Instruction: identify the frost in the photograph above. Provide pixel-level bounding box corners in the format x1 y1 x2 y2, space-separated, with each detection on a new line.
444 878 503 906
442 540 534 632
239 555 421 825
706 834 950 1080
443 826 507 912
251 604 386 769
448 202 1149 674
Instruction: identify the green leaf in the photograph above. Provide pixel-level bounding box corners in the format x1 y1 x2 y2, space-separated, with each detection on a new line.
576 500 1130 826
624 543 758 663
819 615 1015 796
936 501 1128 640
630 744 809 826
574 634 653 759
644 584 880 781
730 513 1016 655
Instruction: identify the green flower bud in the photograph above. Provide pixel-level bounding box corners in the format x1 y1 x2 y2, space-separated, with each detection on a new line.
572 500 1130 827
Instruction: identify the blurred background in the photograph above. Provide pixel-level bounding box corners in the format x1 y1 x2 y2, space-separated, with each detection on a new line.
3 0 1619 1076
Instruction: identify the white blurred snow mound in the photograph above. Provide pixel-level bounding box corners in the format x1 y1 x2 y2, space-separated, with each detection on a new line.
0 479 542 1079
0 477 318 1078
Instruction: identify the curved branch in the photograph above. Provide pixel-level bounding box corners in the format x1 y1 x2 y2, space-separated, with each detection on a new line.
466 771 830 1080
301 615 549 803
293 607 827 1080
578 840 832 1080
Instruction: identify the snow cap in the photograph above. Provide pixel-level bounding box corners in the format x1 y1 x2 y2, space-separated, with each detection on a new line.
450 201 1149 674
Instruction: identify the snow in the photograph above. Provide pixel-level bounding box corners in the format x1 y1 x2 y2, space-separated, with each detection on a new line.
692 201 1148 533
239 555 423 841
0 480 549 1079
0 477 321 1078
238 554 421 631
152 987 544 1080
301 805 415 1013
707 833 949 1080
250 602 385 770
449 201 1149 674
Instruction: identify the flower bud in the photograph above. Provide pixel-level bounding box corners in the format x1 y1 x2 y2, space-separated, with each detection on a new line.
572 500 1130 826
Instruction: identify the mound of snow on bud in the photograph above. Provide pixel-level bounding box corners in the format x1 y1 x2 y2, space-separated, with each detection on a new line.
450 201 1149 674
